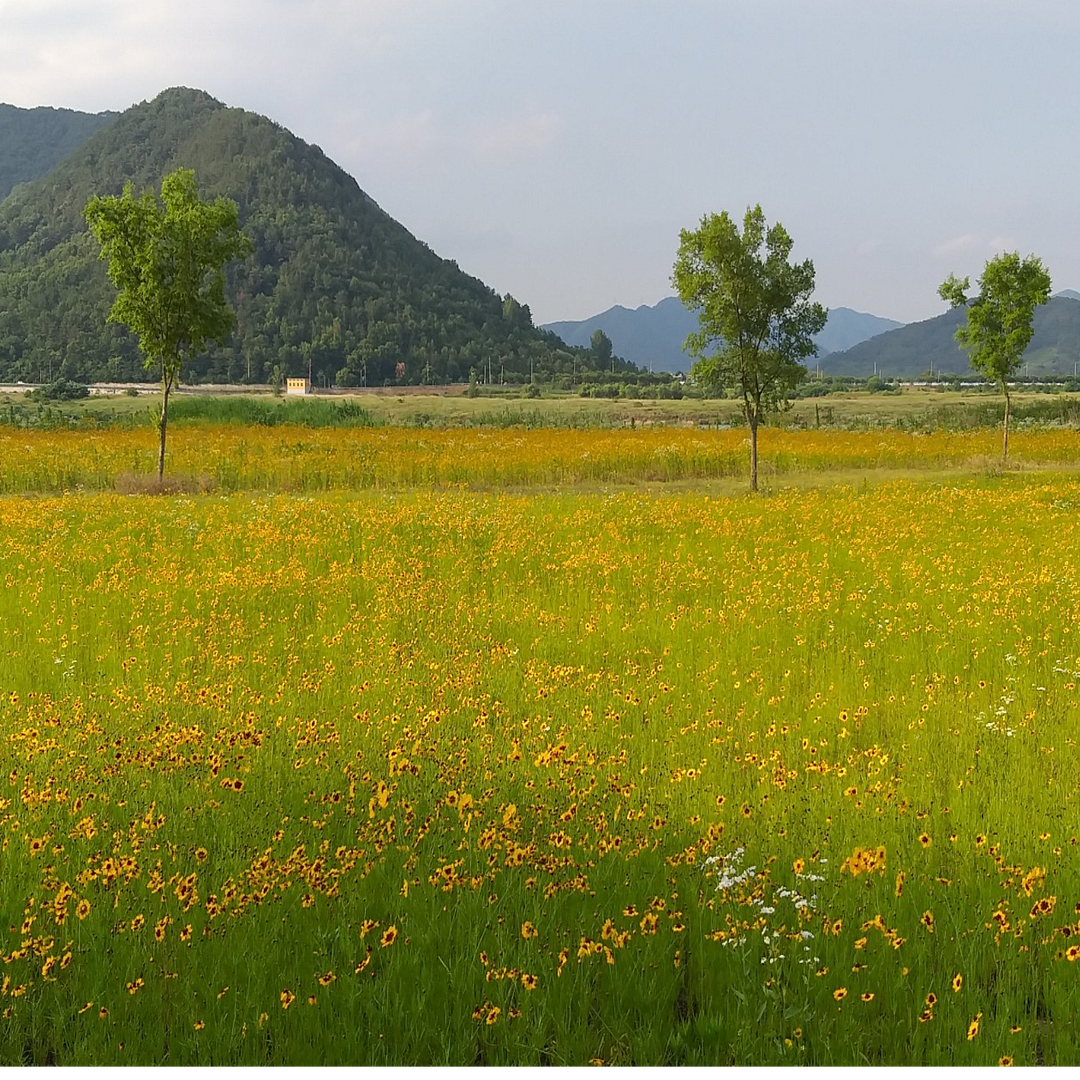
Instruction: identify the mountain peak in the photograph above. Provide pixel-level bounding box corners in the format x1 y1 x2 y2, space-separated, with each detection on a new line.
0 89 600 386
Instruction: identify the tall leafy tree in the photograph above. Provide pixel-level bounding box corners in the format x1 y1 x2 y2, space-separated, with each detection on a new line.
84 167 251 480
591 328 614 371
939 253 1051 463
673 205 826 491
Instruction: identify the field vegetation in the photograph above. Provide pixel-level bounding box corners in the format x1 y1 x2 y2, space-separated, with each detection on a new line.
5 384 1080 435
1 399 1079 1065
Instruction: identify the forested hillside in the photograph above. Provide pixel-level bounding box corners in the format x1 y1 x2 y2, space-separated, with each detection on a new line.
0 103 116 202
823 295 1080 378
0 88 598 385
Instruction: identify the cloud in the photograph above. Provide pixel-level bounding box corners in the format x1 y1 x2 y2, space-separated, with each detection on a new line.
932 233 978 259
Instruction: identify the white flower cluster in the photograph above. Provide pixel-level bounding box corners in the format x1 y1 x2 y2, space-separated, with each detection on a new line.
704 848 821 967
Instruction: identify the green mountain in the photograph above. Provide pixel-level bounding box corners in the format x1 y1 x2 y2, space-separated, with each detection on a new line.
0 87 599 386
824 296 1080 378
0 103 117 202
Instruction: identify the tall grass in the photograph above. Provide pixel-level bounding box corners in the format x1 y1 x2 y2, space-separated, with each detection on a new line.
1 475 1080 1063
166 395 378 427
1 425 1080 494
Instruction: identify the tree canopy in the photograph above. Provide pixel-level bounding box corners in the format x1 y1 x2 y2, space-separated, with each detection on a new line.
939 252 1051 461
85 166 252 478
673 205 826 490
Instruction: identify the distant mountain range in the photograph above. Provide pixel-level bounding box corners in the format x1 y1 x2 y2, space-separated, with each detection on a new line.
546 291 1080 378
823 292 1080 378
6 92 1079 384
542 299 902 373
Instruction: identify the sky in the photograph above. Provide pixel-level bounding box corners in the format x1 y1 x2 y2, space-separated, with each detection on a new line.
2 0 1080 326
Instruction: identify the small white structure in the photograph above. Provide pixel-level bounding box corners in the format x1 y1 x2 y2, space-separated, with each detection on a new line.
285 377 311 396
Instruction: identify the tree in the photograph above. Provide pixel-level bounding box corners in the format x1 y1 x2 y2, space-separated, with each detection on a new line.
673 205 826 491
590 329 614 372
84 168 251 480
938 253 1051 463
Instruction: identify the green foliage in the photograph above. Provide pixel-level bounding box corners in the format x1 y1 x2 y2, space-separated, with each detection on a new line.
85 168 252 386
939 253 1052 459
0 88 609 388
590 328 614 368
27 377 89 401
165 395 376 427
673 205 826 488
0 103 116 202
938 255 1052 385
84 166 252 477
673 206 825 410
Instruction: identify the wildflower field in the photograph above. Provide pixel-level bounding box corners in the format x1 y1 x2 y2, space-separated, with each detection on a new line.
3 423 1080 1065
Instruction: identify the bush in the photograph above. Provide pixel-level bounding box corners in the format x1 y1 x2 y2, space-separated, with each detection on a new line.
28 379 90 402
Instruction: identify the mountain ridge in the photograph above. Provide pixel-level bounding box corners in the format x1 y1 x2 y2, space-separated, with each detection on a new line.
823 295 1080 377
542 298 902 373
0 102 117 202
0 87 601 386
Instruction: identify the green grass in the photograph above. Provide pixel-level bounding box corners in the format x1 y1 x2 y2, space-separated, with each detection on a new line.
1 468 1079 1064
6 384 1080 432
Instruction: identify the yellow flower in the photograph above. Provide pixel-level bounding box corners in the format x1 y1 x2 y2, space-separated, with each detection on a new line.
999 1057 1013 1067
968 1012 982 1040
76 899 91 920
833 988 847 1001
280 989 295 1009
521 921 537 940
952 973 963 992
380 925 398 947
521 973 538 991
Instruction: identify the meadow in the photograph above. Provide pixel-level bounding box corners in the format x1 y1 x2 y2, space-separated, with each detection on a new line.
2 414 1080 1064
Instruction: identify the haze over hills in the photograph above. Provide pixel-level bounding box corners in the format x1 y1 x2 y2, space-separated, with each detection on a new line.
0 88 604 386
824 293 1080 378
0 103 117 203
542 299 902 374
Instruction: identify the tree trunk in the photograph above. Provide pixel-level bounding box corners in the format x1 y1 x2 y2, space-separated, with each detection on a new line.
1002 382 1011 464
157 377 171 482
747 400 759 493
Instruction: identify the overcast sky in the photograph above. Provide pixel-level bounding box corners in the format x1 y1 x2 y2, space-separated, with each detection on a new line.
2 0 1078 325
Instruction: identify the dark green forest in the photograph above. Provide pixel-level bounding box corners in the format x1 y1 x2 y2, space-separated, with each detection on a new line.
0 102 116 203
0 88 629 386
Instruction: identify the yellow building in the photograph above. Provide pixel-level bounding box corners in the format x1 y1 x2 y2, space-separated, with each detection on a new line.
285 377 311 395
